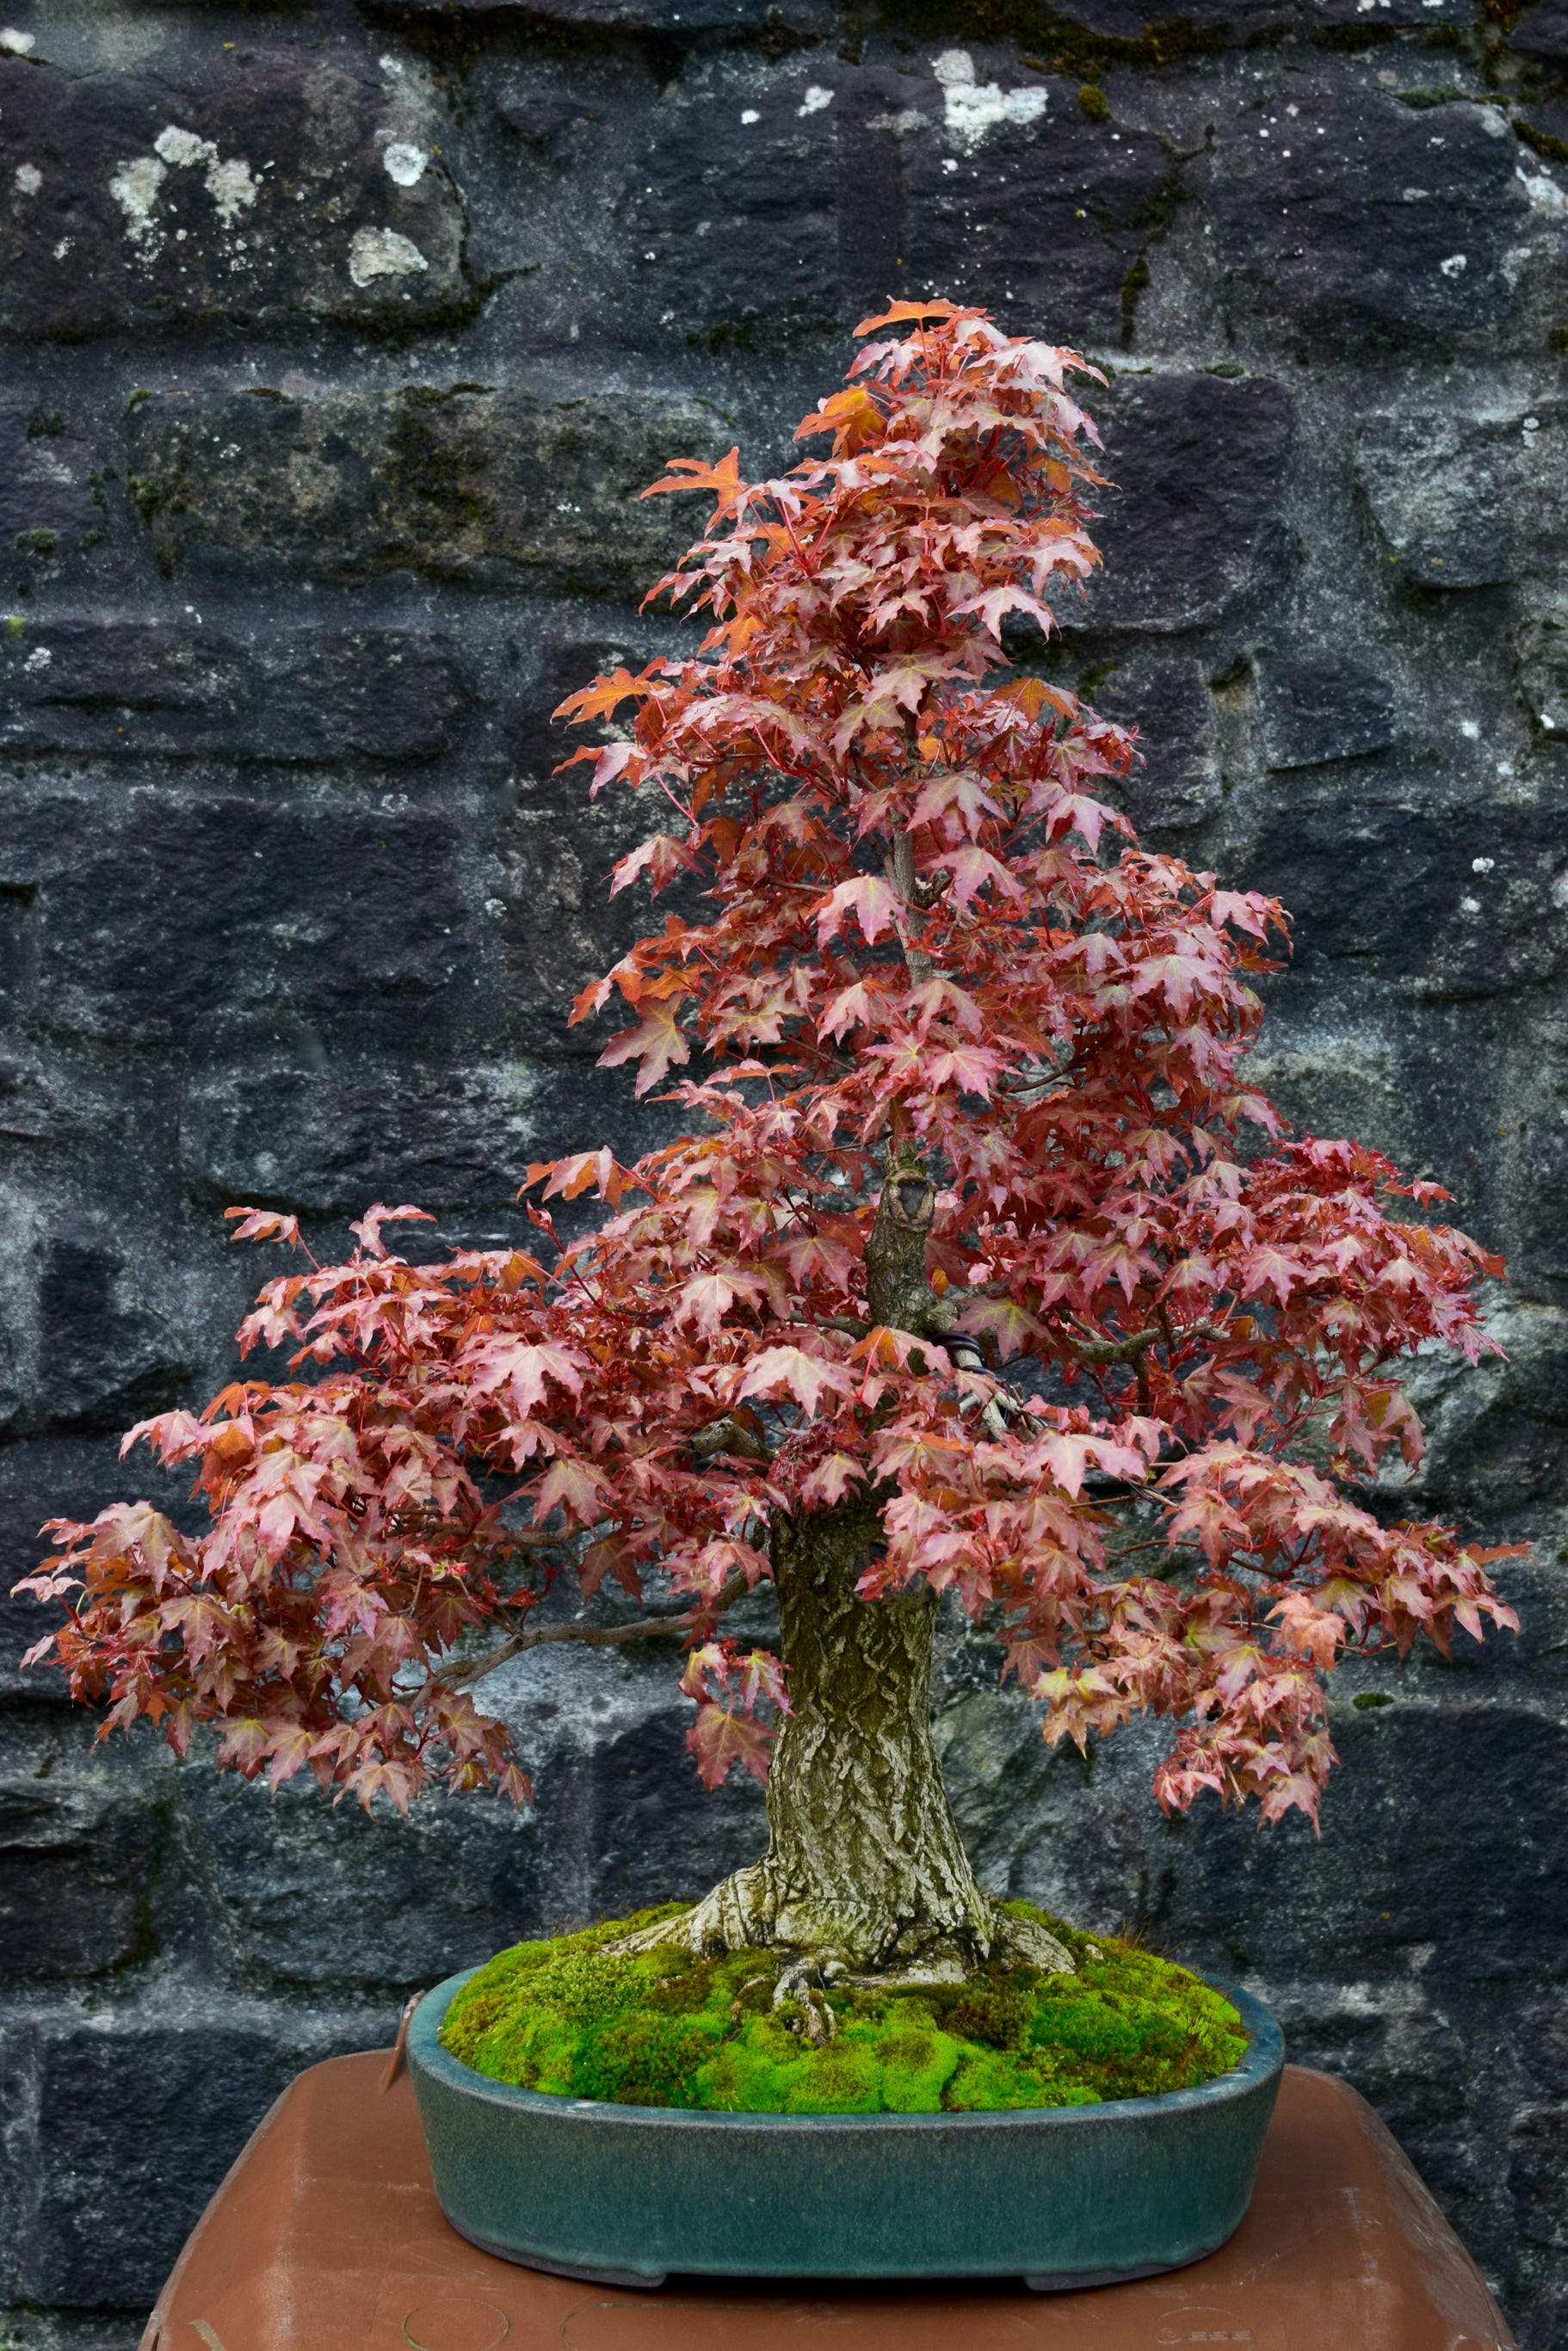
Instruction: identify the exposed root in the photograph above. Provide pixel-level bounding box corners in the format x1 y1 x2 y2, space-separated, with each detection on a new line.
772 1954 843 2046
608 1871 1076 1984
609 1862 773 1959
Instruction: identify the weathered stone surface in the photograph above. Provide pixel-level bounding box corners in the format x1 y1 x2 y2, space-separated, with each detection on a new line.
1094 655 1223 826
1510 0 1568 58
1071 373 1294 631
1243 1022 1421 1162
398 0 832 23
898 61 1175 349
0 1774 156 1979
0 404 106 594
0 786 474 1054
1244 798 1568 997
179 1062 545 1214
126 385 727 595
499 641 706 1050
33 1220 188 1435
612 60 841 343
179 1649 768 1989
0 46 470 335
1207 86 1534 351
1515 600 1568 737
0 2313 142 2351
1255 651 1403 768
1357 404 1568 588
0 624 470 762
1390 1295 1568 1509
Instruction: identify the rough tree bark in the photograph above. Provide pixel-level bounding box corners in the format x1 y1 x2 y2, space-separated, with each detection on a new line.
614 1160 1075 1989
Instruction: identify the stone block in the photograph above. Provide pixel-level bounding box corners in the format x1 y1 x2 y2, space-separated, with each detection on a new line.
1358 404 1568 589
179 1644 768 1988
1147 1700 1568 1984
613 61 841 344
1093 656 1222 828
0 2316 144 2351
0 623 470 762
2 787 474 1056
1040 0 1290 34
1207 87 1529 351
1071 373 1294 632
0 405 105 591
1502 1095 1568 1299
178 1062 546 1216
0 45 469 335
125 384 728 596
34 1219 189 1435
1511 0 1568 58
1244 797 1568 999
181 1768 546 1995
1256 651 1402 768
1512 2108 1568 2248
0 1774 157 1978
1242 1027 1418 1163
1299 0 1478 23
527 1677 770 1929
1515 599 1568 735
1388 1296 1568 1512
896 61 1173 349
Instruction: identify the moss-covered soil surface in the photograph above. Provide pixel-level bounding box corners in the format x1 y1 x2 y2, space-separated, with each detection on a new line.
439 1902 1248 2114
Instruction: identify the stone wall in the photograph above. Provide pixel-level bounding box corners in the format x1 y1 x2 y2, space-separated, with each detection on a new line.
0 0 1564 2342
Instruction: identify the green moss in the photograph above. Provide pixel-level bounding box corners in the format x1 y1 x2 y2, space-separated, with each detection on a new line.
440 1903 1249 2115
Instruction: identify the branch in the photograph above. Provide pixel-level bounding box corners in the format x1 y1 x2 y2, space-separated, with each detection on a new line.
1065 1322 1161 1366
687 1413 773 1465
1063 1318 1221 1367
413 1570 754 1706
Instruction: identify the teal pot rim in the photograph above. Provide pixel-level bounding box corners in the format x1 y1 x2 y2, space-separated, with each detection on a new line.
410 1963 1283 2135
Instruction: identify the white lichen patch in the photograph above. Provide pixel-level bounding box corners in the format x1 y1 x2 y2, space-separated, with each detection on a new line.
155 126 216 170
1518 164 1568 214
349 225 429 286
147 127 259 230
109 153 166 251
1439 252 1467 277
0 27 34 53
205 155 257 225
13 164 39 195
382 141 428 187
931 49 1046 151
797 84 833 117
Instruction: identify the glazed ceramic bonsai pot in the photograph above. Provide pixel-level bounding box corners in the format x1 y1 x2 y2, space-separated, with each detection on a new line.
407 1968 1284 2290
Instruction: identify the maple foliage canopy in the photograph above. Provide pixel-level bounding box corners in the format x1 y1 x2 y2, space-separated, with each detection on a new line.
23 303 1516 1827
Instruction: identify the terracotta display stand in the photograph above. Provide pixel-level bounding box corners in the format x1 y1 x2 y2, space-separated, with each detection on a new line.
139 2053 1516 2351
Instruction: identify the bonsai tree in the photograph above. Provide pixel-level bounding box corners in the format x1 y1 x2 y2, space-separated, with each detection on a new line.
22 303 1517 1999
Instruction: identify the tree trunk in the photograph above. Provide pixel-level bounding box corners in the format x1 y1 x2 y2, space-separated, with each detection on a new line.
614 1157 1074 1982
752 1497 994 1968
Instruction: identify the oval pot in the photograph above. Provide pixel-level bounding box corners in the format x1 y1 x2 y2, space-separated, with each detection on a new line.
408 1967 1283 2290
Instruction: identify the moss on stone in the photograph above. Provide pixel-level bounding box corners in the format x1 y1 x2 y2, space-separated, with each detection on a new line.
439 1903 1249 2114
